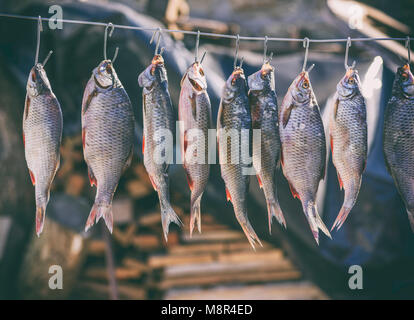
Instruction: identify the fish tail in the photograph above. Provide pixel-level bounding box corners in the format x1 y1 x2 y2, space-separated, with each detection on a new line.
85 203 113 233
331 186 359 231
303 201 331 245
266 200 286 234
160 195 182 242
35 203 46 237
190 193 202 237
234 207 262 250
407 209 414 233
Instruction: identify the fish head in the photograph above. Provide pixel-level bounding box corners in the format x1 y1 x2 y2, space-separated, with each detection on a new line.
248 62 275 92
93 60 118 89
184 61 207 93
291 71 312 104
26 63 51 96
396 64 414 97
337 67 361 97
223 67 247 102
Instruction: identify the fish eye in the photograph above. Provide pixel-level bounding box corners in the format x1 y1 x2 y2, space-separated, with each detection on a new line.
106 64 112 74
199 68 204 76
401 73 408 81
348 77 355 84
302 80 309 89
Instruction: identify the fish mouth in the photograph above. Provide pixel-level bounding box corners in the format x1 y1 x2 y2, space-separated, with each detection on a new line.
260 62 273 78
403 64 411 72
231 67 244 84
151 54 164 75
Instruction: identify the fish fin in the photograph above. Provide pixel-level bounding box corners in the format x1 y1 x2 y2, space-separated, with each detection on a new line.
81 83 97 115
337 171 344 190
87 166 97 187
407 209 414 233
85 203 113 233
148 174 157 191
330 134 334 157
280 146 284 167
190 194 202 236
123 147 133 174
236 215 262 250
142 135 145 154
282 103 294 128
257 175 263 189
24 95 30 120
303 201 331 245
160 197 182 242
29 169 35 186
35 204 46 237
331 205 352 231
267 200 286 233
225 188 232 202
287 181 300 200
333 98 339 120
82 128 86 150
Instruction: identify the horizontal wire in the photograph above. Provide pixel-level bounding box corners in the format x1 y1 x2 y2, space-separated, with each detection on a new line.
0 12 412 43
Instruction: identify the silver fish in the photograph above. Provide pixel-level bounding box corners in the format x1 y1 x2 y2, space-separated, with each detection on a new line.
383 64 414 232
23 63 63 236
138 54 181 241
329 67 367 231
279 70 331 244
179 61 212 235
218 66 262 249
82 60 135 233
248 61 286 233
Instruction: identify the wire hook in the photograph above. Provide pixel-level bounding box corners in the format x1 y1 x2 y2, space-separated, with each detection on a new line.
406 36 411 64
150 27 164 56
263 36 268 63
104 22 119 63
302 37 310 72
234 34 241 69
195 30 200 62
344 37 356 69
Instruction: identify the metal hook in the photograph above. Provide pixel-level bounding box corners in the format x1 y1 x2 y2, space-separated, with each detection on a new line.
302 37 310 72
406 36 411 64
42 50 53 67
233 34 240 69
344 37 355 70
195 30 200 62
34 16 43 65
200 51 207 64
263 36 268 63
104 23 119 62
150 27 164 56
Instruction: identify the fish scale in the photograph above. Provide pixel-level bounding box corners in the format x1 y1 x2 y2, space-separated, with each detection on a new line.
383 64 414 232
248 62 286 233
218 67 262 249
82 60 135 233
23 64 62 236
279 71 331 244
329 68 367 231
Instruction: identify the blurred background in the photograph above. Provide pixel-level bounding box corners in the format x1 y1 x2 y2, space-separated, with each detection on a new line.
0 0 414 300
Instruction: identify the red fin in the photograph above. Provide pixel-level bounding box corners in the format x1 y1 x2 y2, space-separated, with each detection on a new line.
330 135 333 156
288 182 300 200
29 169 35 186
225 188 232 203
257 175 263 189
24 96 30 120
183 131 188 154
148 175 157 191
88 168 97 187
142 135 145 154
82 129 86 149
186 171 194 191
337 171 344 190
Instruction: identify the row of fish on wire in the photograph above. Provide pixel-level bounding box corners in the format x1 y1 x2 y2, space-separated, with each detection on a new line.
22 19 414 249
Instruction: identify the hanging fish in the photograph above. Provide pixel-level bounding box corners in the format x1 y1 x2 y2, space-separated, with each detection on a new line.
279 69 331 244
82 59 135 233
329 67 367 231
248 60 286 233
383 64 414 232
179 57 212 236
218 64 262 249
23 56 63 236
138 52 181 241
